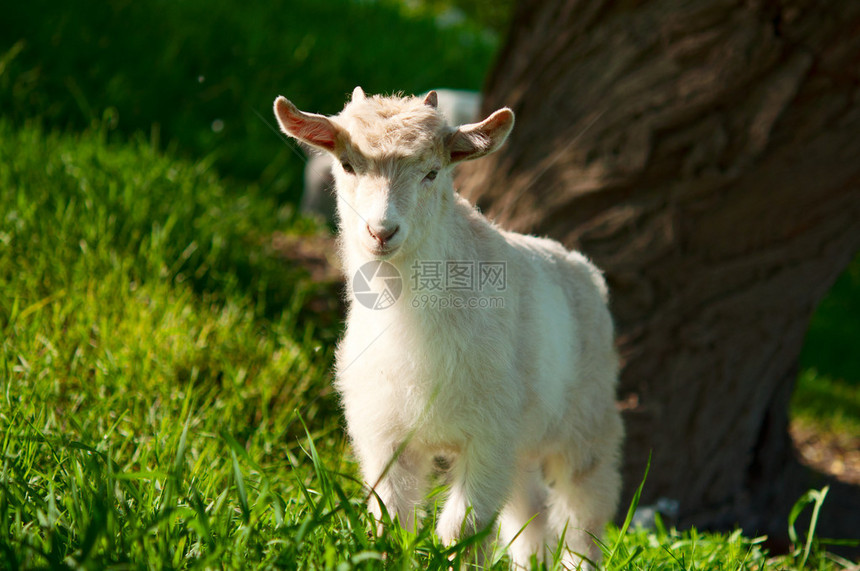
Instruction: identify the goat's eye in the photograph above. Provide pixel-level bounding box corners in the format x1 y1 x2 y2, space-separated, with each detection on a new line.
341 161 355 174
424 170 438 182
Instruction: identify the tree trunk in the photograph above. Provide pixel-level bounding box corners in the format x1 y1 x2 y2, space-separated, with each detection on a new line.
457 0 860 538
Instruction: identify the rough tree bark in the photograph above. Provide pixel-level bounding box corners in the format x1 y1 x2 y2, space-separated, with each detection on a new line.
456 0 860 539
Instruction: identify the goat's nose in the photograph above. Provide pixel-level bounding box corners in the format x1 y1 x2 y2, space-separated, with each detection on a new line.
366 224 399 245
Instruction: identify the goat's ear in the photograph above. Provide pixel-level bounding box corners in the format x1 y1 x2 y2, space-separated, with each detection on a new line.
447 108 515 163
423 90 438 108
352 86 366 102
274 96 340 153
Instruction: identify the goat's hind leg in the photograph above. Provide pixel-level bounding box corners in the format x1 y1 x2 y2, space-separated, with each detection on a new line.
500 461 549 568
543 448 621 570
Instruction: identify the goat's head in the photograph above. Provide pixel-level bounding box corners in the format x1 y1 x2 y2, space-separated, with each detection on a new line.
274 87 514 260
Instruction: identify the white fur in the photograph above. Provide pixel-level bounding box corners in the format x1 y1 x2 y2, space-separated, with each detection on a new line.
274 88 623 569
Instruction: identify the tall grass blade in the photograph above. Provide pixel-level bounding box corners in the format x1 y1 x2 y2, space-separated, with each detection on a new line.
231 449 249 521
173 412 191 473
605 452 650 567
788 486 829 568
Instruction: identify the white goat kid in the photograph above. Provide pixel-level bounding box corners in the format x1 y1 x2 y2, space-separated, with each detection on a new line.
274 87 623 569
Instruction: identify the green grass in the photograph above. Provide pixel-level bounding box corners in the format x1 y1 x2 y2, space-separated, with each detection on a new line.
1 120 854 569
0 120 342 568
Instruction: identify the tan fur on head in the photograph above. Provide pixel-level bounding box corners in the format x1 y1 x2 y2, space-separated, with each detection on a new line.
337 92 449 159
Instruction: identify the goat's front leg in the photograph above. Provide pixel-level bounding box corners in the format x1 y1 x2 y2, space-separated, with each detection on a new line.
354 438 429 533
436 438 514 547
